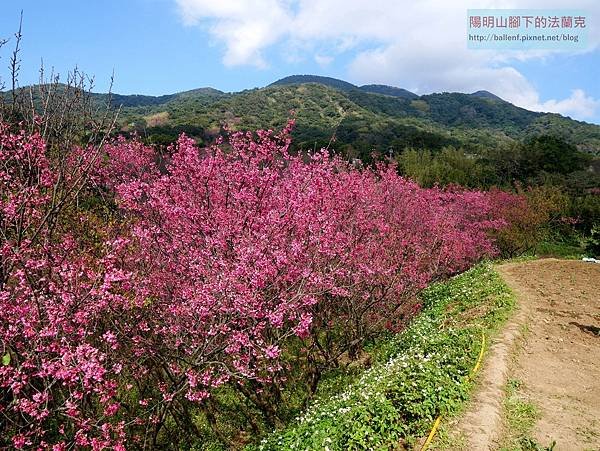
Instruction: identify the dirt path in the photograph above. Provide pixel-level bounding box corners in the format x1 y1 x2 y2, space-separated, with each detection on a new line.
446 258 600 451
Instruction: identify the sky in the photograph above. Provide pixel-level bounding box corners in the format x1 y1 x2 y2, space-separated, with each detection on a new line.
1 0 599 124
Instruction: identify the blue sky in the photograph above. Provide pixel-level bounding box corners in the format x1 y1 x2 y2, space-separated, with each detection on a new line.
1 0 599 124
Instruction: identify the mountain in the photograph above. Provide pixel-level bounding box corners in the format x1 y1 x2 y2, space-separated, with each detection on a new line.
269 75 418 99
91 87 227 109
469 90 505 102
358 84 418 99
269 75 357 91
46 74 599 159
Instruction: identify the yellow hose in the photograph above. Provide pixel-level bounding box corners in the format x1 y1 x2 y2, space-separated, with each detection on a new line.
419 329 486 451
469 329 486 379
420 415 442 450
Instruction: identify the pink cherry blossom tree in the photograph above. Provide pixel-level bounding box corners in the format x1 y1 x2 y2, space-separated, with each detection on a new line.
1 118 511 448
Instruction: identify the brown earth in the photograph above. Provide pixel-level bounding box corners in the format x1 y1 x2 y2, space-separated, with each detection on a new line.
444 258 600 451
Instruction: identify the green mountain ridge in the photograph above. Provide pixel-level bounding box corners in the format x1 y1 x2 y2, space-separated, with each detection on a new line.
469 90 505 102
269 75 419 99
14 75 600 159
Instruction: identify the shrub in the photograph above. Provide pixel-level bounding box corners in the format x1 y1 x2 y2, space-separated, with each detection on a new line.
585 224 600 258
0 122 130 449
104 122 503 445
1 120 504 448
489 185 569 257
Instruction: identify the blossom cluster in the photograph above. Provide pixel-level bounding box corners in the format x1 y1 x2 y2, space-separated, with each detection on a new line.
1 120 509 448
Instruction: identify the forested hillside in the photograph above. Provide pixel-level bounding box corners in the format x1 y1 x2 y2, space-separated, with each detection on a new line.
98 75 600 162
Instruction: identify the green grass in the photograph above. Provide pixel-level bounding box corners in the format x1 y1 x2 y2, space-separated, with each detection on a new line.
250 263 515 450
498 379 556 451
535 240 585 259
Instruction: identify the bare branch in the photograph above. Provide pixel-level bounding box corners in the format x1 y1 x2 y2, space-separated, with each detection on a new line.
10 11 23 112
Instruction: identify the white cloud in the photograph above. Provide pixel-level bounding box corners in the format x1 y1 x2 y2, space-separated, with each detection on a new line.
175 0 293 66
535 89 600 119
175 0 600 120
314 54 333 67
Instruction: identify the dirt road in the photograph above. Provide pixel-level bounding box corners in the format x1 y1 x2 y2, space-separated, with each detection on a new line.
447 259 600 450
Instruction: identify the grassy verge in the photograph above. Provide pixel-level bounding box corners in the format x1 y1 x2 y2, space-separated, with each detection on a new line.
498 379 555 451
535 240 585 259
496 323 556 451
251 263 515 450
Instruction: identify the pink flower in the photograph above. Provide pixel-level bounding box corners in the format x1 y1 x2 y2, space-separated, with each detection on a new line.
104 402 120 417
264 345 281 359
